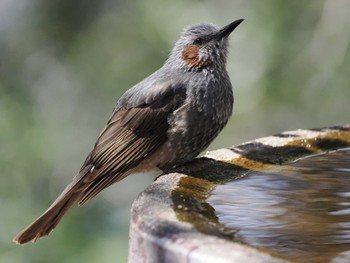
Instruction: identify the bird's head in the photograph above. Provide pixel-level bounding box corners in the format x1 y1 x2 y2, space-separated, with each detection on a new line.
166 19 243 71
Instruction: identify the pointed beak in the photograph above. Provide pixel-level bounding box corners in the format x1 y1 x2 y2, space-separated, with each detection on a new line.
214 19 244 40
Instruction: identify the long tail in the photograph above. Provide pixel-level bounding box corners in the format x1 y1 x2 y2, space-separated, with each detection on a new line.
13 181 82 245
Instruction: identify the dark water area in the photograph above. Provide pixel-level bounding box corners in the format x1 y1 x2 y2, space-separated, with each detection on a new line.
207 149 350 262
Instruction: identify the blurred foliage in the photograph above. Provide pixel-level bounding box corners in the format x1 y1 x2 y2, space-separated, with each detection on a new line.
0 0 349 262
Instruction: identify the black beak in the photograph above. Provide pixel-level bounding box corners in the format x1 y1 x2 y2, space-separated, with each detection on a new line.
215 19 244 40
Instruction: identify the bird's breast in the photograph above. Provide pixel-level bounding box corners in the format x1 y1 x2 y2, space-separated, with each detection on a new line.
161 73 233 167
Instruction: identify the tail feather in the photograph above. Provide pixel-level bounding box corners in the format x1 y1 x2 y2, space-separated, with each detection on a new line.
14 166 94 245
13 187 81 245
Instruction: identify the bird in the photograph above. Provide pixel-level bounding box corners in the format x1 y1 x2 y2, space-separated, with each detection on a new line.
14 19 243 244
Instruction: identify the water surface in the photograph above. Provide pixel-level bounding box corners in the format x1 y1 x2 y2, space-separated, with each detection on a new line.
207 149 350 262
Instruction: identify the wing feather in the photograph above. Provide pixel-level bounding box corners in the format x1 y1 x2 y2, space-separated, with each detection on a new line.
77 83 187 205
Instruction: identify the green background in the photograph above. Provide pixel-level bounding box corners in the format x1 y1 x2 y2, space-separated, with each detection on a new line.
1 0 349 262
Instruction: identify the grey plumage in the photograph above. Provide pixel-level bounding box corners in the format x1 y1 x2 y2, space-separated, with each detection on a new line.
14 19 243 244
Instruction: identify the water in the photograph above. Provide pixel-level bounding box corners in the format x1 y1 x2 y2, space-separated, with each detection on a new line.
207 149 350 262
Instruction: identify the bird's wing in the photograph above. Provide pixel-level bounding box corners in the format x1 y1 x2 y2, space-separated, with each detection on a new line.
77 82 187 205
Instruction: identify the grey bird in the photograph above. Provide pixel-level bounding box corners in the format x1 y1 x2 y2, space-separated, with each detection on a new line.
14 19 243 244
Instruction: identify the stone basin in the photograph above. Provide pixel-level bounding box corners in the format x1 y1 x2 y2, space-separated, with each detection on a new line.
129 125 350 263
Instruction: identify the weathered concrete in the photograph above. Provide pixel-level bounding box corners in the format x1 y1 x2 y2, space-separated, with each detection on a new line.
128 125 350 263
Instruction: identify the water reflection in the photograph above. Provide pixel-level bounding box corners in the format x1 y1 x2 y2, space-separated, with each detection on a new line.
207 149 350 262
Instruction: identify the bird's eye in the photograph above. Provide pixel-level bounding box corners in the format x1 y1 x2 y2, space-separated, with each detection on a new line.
193 37 203 45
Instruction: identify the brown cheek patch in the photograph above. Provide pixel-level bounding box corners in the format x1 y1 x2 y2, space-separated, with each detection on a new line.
182 45 201 66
